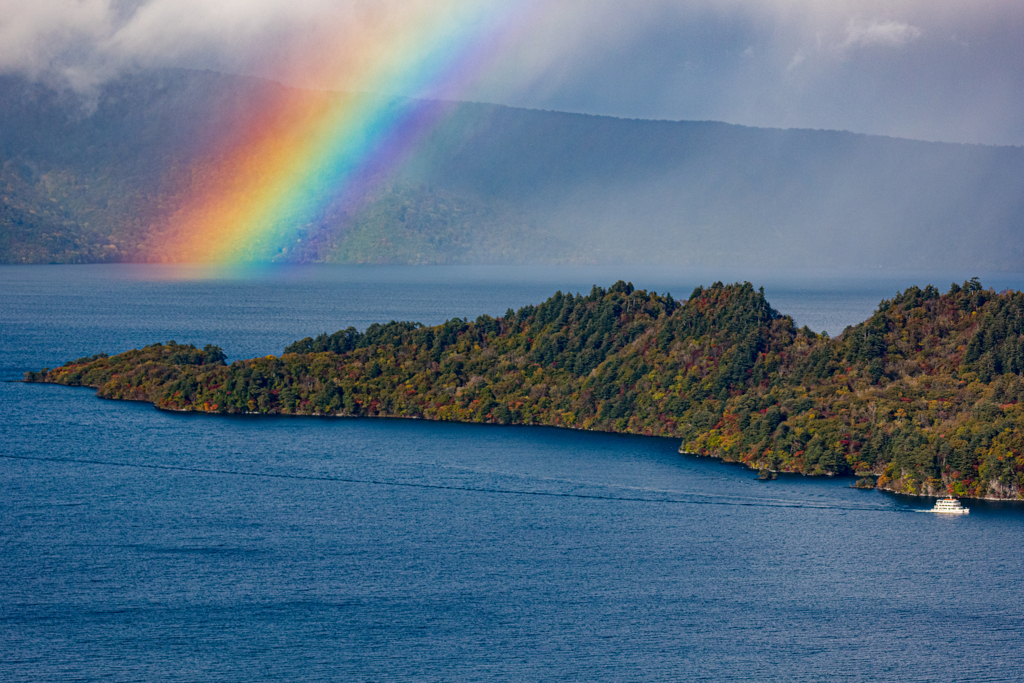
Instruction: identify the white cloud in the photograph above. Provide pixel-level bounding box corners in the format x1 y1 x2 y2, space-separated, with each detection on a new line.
0 0 459 92
781 17 921 72
841 19 922 50
0 0 112 79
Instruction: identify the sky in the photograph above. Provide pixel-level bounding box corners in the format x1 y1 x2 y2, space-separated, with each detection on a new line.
1 0 1022 146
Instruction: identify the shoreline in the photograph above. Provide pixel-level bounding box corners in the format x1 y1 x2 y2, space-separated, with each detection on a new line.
25 375 1024 503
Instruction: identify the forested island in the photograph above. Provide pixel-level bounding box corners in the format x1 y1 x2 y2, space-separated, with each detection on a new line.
26 280 1024 500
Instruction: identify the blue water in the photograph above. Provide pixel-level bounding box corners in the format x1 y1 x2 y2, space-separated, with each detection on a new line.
3 265 1024 681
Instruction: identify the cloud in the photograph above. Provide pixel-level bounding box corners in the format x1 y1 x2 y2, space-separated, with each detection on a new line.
840 19 922 50
0 0 1022 144
781 19 921 73
0 0 454 91
0 0 113 85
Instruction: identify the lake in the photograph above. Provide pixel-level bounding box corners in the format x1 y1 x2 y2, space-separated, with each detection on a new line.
2 264 1024 681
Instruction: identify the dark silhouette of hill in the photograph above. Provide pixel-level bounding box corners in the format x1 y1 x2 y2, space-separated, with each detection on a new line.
2 68 1022 267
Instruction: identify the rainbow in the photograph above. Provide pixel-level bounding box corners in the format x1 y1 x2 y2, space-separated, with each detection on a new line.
161 1 534 264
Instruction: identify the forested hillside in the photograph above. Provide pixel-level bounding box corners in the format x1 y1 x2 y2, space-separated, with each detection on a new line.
0 71 569 264
4 69 1024 267
28 280 1024 500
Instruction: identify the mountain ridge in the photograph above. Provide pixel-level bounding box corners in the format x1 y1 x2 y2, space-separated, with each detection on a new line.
3 68 1023 268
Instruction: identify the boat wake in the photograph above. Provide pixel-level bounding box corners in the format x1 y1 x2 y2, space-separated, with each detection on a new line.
1 453 909 514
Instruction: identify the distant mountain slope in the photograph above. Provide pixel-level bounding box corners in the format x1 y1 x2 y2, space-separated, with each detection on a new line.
407 104 1024 267
0 70 567 264
2 69 1022 266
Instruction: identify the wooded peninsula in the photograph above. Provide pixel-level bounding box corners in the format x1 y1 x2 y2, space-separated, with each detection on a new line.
26 280 1024 500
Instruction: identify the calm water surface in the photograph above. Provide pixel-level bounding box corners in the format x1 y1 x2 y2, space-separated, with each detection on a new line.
2 265 1024 681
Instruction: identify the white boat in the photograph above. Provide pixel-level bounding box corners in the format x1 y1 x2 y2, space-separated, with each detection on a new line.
928 497 969 514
